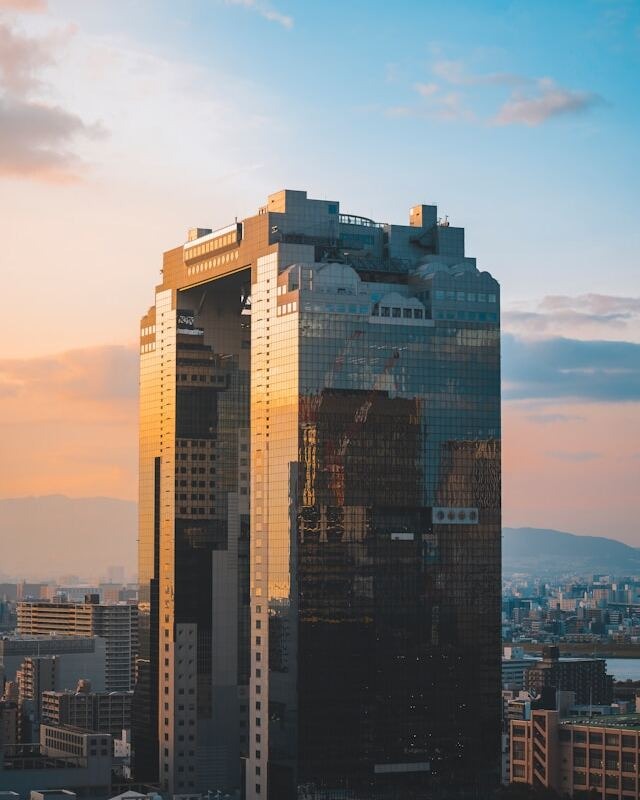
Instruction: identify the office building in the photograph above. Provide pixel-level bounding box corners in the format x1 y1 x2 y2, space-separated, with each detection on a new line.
525 645 613 705
0 725 112 799
0 636 106 692
139 190 501 798
42 682 132 739
511 708 640 798
502 645 536 690
17 599 138 692
0 697 18 748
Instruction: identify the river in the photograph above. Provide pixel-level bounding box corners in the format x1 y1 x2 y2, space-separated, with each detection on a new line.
607 658 640 681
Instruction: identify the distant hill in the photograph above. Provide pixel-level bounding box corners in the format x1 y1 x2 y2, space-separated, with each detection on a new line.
503 527 640 577
0 495 137 582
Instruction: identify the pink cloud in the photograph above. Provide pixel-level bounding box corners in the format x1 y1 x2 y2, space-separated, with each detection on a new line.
0 20 105 183
493 79 601 126
0 0 47 11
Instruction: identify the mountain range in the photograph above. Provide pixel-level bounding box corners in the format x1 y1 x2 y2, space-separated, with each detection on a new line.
503 527 640 576
0 496 638 581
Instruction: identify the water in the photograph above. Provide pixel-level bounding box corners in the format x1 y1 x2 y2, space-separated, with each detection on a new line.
607 658 640 681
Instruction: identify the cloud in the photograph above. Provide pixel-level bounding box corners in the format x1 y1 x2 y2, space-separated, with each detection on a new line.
503 293 640 341
387 89 475 122
0 20 104 182
0 21 53 94
415 81 439 97
526 413 586 424
502 334 640 402
0 0 46 10
0 95 104 181
546 450 602 462
0 345 138 409
493 78 602 126
432 59 523 87
503 308 634 333
391 58 603 127
540 294 640 315
225 0 293 29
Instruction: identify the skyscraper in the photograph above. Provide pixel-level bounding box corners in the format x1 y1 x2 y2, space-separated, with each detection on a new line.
138 190 501 798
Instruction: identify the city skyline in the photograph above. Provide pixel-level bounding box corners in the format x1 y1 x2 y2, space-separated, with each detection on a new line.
0 0 638 545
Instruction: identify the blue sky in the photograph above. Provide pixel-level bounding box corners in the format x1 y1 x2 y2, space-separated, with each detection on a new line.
0 0 638 542
44 0 640 301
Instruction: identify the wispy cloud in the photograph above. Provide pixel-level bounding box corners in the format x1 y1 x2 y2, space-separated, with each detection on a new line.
540 294 640 315
387 87 475 122
503 293 640 340
389 57 603 127
502 333 640 402
0 21 104 182
225 0 293 29
493 78 602 126
432 59 523 88
526 412 586 424
0 96 104 182
0 20 55 93
0 345 138 408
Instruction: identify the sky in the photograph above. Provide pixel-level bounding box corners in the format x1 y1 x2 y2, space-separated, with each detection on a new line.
0 0 638 544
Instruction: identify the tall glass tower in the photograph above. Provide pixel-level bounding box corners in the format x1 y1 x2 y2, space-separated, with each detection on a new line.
138 190 501 799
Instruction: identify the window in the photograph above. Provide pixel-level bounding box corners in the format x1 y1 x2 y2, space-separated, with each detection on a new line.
589 749 602 769
605 751 619 770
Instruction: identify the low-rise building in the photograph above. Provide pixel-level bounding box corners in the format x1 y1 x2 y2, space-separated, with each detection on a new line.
0 635 107 692
502 645 536 690
17 600 138 692
0 724 112 799
511 708 640 798
525 645 613 704
42 683 132 739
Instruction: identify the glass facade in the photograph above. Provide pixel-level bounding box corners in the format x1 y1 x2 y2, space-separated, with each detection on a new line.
249 254 501 799
139 191 501 799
